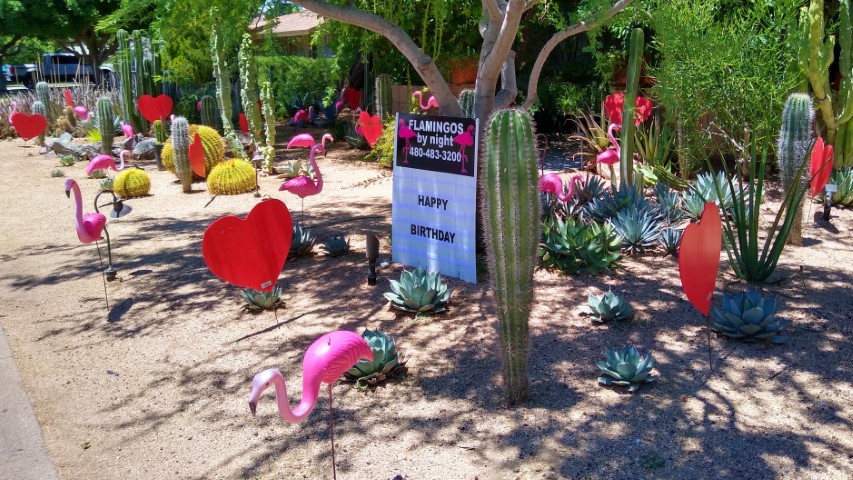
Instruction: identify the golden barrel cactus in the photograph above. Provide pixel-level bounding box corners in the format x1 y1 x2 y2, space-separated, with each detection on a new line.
113 168 151 198
162 124 225 177
207 160 256 195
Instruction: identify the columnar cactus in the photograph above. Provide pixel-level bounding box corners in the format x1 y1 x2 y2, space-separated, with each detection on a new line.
482 108 540 404
35 82 51 123
210 15 246 159
260 81 276 174
459 89 475 118
152 119 167 144
619 28 644 189
116 29 142 134
238 33 262 145
132 30 149 133
171 117 192 193
375 73 393 120
97 97 115 154
32 101 47 145
777 93 814 245
200 95 218 130
151 41 162 96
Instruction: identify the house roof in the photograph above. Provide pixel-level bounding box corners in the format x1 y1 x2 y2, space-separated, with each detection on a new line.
251 11 324 38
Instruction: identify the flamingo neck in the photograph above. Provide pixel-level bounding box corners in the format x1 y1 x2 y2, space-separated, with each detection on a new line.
118 151 128 171
309 145 323 190
607 123 621 153
70 182 84 224
414 91 428 110
269 374 317 423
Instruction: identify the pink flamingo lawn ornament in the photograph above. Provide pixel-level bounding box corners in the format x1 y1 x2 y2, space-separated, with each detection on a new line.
397 119 416 165
412 90 439 111
73 105 89 121
286 133 333 152
453 125 475 174
596 123 621 182
86 150 131 176
64 178 110 308
539 173 584 202
8 101 17 123
120 121 134 138
279 143 324 222
248 330 373 480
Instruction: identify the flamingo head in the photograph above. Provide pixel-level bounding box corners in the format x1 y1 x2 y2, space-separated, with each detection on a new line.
412 90 422 99
64 178 76 197
322 133 334 145
247 368 283 416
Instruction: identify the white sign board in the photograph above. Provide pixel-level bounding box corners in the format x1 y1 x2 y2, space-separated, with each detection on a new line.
391 113 478 283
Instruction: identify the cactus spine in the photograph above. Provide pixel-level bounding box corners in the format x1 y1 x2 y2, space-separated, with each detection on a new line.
260 81 276 174
32 101 47 145
97 97 115 154
482 109 540 405
375 74 392 120
116 29 142 134
200 95 218 130
210 14 246 159
459 89 475 118
35 82 52 123
238 33 263 145
619 28 644 189
777 93 814 246
171 117 192 193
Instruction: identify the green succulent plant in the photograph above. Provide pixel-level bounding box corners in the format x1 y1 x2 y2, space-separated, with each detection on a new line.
288 223 316 258
343 329 407 388
825 168 853 206
99 177 114 191
692 171 733 210
597 345 657 392
711 290 787 343
384 266 453 315
610 206 663 255
681 190 707 221
540 216 622 274
276 159 303 179
50 169 65 178
88 169 108 179
320 235 350 257
584 289 634 323
58 155 75 167
241 285 284 311
659 227 683 256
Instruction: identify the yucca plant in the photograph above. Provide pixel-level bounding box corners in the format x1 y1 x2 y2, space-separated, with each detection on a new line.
241 285 284 312
383 266 453 315
320 235 350 257
569 110 609 170
596 345 657 392
659 227 683 256
343 329 407 388
540 216 622 274
711 290 787 343
610 207 662 255
584 289 634 323
288 223 316 258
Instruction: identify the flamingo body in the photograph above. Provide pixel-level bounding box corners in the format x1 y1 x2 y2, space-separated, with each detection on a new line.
453 125 475 173
412 90 439 111
120 122 134 138
73 106 89 121
248 330 373 423
539 173 584 202
64 179 106 244
287 133 316 150
397 120 417 164
279 143 324 198
86 151 129 176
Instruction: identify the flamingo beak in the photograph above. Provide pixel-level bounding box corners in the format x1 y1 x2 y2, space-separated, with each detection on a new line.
248 400 257 416
65 189 71 199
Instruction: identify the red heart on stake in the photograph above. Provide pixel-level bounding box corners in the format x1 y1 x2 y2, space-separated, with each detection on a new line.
202 199 293 292
239 113 249 133
678 202 722 316
810 137 834 197
10 112 48 141
63 89 74 108
344 87 361 110
137 94 174 123
357 111 383 148
189 133 206 178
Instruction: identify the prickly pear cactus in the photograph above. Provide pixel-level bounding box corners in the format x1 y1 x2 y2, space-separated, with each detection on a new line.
459 89 475 118
113 168 151 198
200 95 218 130
482 108 540 405
31 101 47 145
171 116 192 193
777 93 814 246
207 159 256 195
97 97 115 154
35 82 51 123
375 74 393 120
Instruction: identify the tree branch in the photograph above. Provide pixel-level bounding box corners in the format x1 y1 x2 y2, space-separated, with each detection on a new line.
482 0 501 23
521 0 635 110
494 50 517 109
0 35 22 57
480 0 525 81
291 0 460 115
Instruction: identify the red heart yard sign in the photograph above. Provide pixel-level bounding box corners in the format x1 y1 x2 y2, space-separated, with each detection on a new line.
202 199 293 292
137 94 174 123
678 202 722 316
810 137 834 197
189 133 206 178
10 112 48 141
357 111 383 148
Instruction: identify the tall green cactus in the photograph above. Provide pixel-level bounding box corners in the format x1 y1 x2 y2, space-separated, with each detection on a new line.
777 93 814 246
35 82 51 123
152 119 167 144
32 101 47 145
260 81 276 174
97 97 115 155
171 117 192 193
116 29 142 134
151 40 162 96
482 108 540 405
211 14 246 159
200 95 218 130
132 30 149 133
375 73 392 120
459 89 475 119
619 28 644 189
238 33 262 145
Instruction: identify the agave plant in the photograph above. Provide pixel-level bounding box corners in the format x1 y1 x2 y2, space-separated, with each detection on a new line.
343 329 407 388
659 227 683 256
276 159 302 179
711 290 787 343
825 168 853 206
321 235 350 257
692 171 733 210
584 289 634 323
99 176 114 191
610 206 662 255
288 223 316 258
88 169 108 179
583 183 650 222
653 182 683 222
597 345 657 392
241 285 284 311
540 216 622 274
681 190 707 221
384 266 453 315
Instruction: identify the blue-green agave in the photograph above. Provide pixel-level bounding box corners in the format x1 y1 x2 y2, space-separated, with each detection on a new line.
241 285 284 311
344 329 407 388
384 266 453 315
597 345 657 392
321 235 350 257
584 289 634 323
711 290 787 343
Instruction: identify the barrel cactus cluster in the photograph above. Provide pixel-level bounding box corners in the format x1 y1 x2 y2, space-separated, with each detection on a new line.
161 124 225 176
113 168 151 198
206 159 256 195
